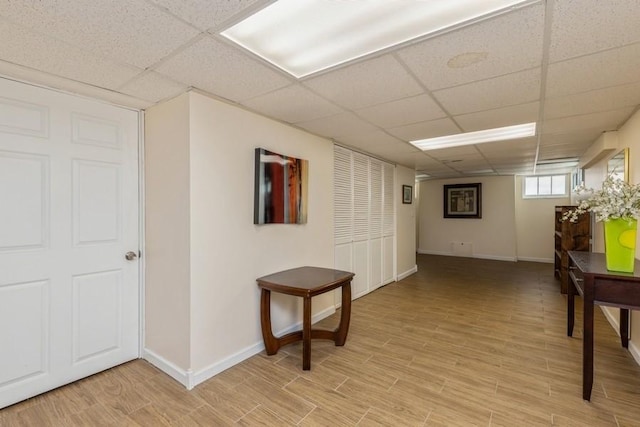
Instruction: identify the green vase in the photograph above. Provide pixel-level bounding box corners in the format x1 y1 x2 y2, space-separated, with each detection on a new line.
604 218 637 273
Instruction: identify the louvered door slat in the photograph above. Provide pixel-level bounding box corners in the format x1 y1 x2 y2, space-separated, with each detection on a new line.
333 145 352 244
383 162 395 236
352 152 369 242
370 159 383 239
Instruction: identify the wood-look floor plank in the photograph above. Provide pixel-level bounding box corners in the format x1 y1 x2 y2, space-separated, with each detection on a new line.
3 254 640 426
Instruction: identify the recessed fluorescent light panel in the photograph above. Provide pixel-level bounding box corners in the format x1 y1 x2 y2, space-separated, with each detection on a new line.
221 0 534 78
410 122 537 151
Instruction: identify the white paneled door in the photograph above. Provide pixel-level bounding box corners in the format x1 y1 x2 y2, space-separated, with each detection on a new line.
0 78 140 409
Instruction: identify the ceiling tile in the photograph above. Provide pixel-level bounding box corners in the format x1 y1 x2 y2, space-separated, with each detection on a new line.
118 71 187 103
0 17 141 89
546 43 640 98
1 0 637 179
544 82 640 120
549 0 640 62
388 118 460 142
338 131 407 150
424 145 478 158
434 68 540 115
397 3 545 91
241 84 343 124
537 140 593 160
543 107 635 135
149 0 269 31
492 159 534 167
540 130 602 147
155 36 291 102
495 166 534 175
454 102 539 132
475 137 538 155
356 94 446 129
396 153 445 170
303 55 424 109
0 0 200 69
296 112 379 140
415 156 452 170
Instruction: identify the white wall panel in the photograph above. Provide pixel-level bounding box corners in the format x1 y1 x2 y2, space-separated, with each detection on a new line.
71 113 121 149
369 238 383 290
0 152 48 251
334 243 353 273
352 240 369 298
0 280 49 386
0 97 48 138
73 160 120 245
383 235 394 284
73 270 121 363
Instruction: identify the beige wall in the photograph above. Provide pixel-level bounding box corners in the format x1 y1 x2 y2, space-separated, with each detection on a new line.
417 175 517 261
144 91 335 385
187 92 334 372
144 93 191 370
619 111 640 362
396 165 417 277
144 90 419 385
514 176 571 262
581 109 640 364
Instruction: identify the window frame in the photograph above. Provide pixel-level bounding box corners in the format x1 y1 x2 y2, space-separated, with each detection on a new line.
522 174 568 199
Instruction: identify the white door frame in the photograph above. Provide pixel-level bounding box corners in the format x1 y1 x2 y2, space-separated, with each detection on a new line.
137 110 146 357
1 72 146 368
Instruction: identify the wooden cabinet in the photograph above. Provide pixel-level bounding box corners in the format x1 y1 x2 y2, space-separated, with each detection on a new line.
554 206 591 293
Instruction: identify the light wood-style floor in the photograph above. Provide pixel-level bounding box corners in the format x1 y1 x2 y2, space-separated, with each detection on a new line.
3 254 640 426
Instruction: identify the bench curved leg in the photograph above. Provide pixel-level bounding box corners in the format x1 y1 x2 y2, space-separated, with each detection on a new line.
260 288 280 355
335 281 352 346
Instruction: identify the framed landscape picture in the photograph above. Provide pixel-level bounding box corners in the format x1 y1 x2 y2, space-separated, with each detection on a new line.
443 183 481 219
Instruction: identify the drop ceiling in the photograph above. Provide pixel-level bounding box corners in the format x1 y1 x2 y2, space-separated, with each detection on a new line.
1 0 639 179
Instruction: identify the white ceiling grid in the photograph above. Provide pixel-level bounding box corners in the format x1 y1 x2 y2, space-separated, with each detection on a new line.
0 0 639 178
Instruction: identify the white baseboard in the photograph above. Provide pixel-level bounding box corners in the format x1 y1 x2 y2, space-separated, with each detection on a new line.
416 249 516 262
600 306 640 367
143 349 194 389
629 340 640 366
146 305 337 390
397 265 417 281
517 256 554 263
417 248 446 256
600 306 620 331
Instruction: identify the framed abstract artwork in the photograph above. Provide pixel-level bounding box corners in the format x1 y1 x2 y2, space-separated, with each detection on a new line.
254 148 308 224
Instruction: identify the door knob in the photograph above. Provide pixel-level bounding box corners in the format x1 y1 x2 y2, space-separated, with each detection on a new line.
125 251 138 261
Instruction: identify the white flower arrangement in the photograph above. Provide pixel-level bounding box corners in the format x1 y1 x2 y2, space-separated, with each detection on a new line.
562 176 640 223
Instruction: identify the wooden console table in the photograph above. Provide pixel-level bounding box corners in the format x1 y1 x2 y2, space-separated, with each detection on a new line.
567 251 640 401
256 266 355 370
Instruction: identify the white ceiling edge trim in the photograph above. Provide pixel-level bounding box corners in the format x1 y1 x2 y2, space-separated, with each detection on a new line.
579 131 619 169
0 60 152 111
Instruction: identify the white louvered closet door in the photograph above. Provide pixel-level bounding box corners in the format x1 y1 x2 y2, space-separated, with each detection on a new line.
334 146 353 278
369 159 383 291
351 152 370 298
383 163 395 284
333 145 396 300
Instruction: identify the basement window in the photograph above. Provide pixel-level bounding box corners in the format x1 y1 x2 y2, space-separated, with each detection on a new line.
523 175 567 198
